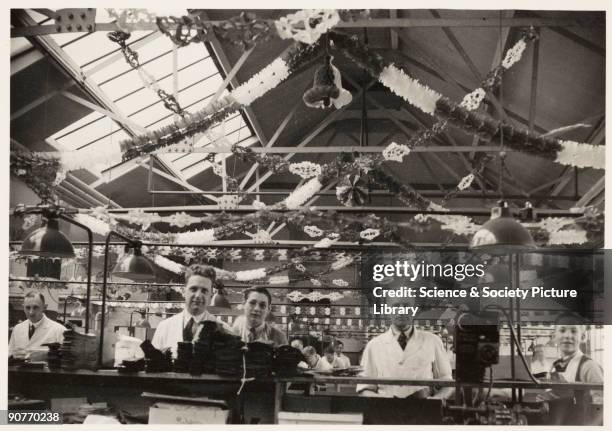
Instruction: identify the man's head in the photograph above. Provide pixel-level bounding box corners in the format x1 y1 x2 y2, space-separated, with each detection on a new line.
386 293 417 331
333 340 344 354
290 338 304 351
323 345 335 363
23 291 46 323
302 346 318 367
183 264 216 315
554 313 586 357
242 286 272 328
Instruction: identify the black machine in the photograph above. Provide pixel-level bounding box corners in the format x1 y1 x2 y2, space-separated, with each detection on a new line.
454 310 500 383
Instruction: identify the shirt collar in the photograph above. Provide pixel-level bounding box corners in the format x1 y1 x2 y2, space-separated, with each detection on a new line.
30 314 47 328
183 310 211 326
390 324 415 339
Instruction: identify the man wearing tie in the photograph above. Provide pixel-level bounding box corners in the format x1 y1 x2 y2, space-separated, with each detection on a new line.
9 291 65 359
357 294 453 399
232 286 287 346
152 264 233 358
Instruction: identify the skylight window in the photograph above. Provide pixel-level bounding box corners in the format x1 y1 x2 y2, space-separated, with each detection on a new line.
40 9 256 180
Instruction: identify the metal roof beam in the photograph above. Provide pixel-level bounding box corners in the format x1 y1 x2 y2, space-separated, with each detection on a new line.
11 15 604 38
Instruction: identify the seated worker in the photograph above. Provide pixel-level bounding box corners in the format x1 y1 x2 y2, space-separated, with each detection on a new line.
545 313 603 425
302 346 333 372
232 286 287 346
9 291 66 360
319 345 337 369
290 338 304 351
357 294 453 398
152 264 233 358
333 340 351 369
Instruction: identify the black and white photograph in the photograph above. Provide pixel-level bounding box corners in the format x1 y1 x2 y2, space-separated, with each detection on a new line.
6 6 607 426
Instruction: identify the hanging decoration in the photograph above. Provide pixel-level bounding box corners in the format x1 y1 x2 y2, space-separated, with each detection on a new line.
107 31 187 118
303 55 351 109
335 174 368 206
289 161 322 179
283 177 323 209
382 141 411 163
330 31 603 171
275 9 341 44
287 290 344 302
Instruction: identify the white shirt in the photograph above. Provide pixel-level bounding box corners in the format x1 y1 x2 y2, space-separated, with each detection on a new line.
357 327 452 398
152 310 233 358
334 353 351 369
312 354 333 372
9 315 66 358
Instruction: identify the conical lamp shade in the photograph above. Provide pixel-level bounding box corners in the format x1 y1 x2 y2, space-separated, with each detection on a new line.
20 218 75 258
211 290 231 309
470 202 536 254
112 247 156 281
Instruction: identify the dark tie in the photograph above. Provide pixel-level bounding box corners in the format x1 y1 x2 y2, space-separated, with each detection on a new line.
398 331 408 350
28 324 36 339
248 327 257 343
553 357 570 373
183 318 195 342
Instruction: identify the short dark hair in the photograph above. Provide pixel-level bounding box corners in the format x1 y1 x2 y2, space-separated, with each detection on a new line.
184 264 216 284
24 291 45 304
243 286 272 306
334 340 344 347
324 345 335 354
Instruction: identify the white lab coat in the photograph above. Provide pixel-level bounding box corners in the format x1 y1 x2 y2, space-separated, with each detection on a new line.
8 315 66 358
357 327 452 398
151 310 233 358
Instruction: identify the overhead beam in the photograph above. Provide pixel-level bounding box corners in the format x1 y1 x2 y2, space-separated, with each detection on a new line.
574 176 604 207
153 145 522 154
11 16 604 37
102 204 584 217
199 11 269 146
244 80 377 193
60 91 147 133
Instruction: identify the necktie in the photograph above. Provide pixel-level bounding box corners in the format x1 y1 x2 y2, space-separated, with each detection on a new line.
183 317 195 342
553 357 570 372
248 327 258 343
28 324 36 339
398 331 407 350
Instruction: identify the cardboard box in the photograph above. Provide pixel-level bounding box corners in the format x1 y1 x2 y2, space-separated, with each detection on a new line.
148 402 229 424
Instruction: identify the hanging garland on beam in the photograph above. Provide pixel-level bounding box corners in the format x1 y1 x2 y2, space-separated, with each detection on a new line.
329 32 605 170
119 39 325 160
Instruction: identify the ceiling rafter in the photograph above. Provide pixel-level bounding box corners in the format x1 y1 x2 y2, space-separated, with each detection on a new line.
11 15 605 38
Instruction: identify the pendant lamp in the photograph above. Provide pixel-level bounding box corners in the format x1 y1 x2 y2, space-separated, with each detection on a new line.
112 243 156 281
470 201 536 253
20 216 75 258
211 286 232 309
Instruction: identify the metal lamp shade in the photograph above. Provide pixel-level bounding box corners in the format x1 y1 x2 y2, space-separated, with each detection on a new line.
211 290 232 309
20 218 75 258
112 248 156 281
470 203 536 253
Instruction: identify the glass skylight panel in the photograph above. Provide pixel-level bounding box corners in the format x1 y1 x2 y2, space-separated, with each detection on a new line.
55 115 122 151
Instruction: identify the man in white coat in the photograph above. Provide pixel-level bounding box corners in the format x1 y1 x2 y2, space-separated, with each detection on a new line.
357 295 453 399
152 264 233 358
9 291 66 359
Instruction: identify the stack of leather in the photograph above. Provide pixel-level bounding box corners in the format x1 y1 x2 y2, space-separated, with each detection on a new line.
174 342 193 373
212 333 245 376
244 342 274 378
272 345 305 375
60 330 99 371
190 321 219 375
140 340 172 373
44 342 62 370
